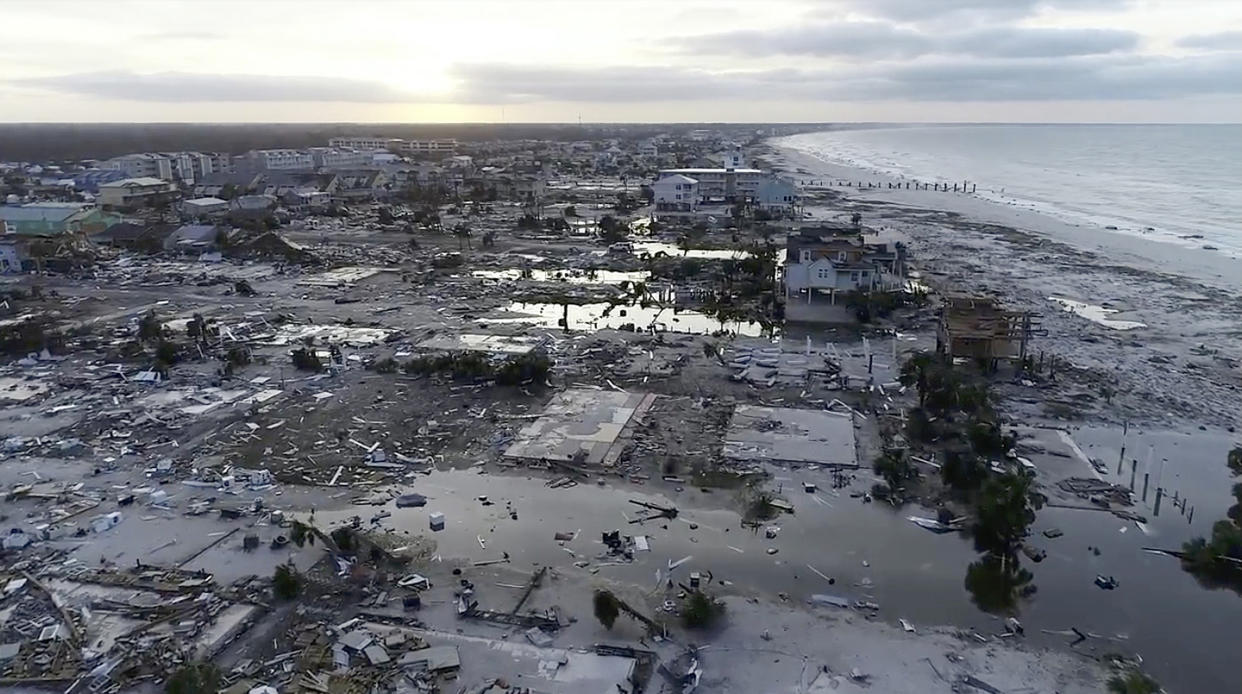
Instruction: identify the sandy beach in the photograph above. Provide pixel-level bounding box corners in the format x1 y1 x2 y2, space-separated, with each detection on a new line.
760 139 1242 432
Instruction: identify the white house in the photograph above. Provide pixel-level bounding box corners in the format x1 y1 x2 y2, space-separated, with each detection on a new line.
783 232 901 304
652 174 699 217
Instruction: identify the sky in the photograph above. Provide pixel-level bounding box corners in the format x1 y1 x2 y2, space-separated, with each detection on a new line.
1 0 1240 123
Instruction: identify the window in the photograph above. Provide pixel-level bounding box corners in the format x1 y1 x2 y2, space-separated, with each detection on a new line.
850 271 860 282
837 252 847 261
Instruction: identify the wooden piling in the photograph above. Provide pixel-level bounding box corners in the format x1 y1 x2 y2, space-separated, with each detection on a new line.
1142 473 1149 501
1154 487 1162 516
1117 420 1128 474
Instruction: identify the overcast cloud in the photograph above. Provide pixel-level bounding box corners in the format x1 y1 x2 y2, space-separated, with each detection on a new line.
0 0 1238 122
682 24 1139 59
1176 31 1242 51
826 0 1134 24
13 71 419 103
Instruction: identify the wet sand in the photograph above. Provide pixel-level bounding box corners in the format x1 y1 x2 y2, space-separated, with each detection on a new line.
765 143 1242 293
762 139 1242 432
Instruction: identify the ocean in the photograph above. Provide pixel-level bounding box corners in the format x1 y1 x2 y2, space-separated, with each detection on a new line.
778 124 1242 253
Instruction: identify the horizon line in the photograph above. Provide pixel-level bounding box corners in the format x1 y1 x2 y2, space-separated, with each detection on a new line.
0 120 1239 127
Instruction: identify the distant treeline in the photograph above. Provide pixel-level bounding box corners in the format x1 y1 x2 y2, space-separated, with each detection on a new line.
0 122 830 163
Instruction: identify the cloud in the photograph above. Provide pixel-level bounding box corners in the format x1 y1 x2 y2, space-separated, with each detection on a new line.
134 31 223 41
1176 31 1242 51
12 54 1240 108
449 53 1242 104
952 27 1137 58
448 64 773 103
681 23 1138 59
848 54 1242 101
11 70 421 102
826 0 1132 24
681 21 932 59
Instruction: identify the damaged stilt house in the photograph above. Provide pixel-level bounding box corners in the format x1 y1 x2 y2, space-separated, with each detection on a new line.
936 294 1043 366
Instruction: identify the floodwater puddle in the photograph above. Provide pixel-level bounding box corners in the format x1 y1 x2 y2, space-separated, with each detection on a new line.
632 242 753 260
1048 297 1146 330
472 268 650 284
480 301 771 337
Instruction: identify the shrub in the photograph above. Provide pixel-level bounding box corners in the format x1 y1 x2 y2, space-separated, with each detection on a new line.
155 338 180 365
165 662 221 694
681 591 725 629
371 357 398 373
272 564 302 600
593 590 621 630
291 347 323 372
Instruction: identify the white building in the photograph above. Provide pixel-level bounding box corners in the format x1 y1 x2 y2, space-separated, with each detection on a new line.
165 151 217 184
656 168 766 202
243 149 314 171
181 197 229 218
652 174 698 216
398 139 457 154
307 147 375 169
103 151 220 184
103 153 172 180
715 148 745 168
783 232 903 304
328 136 401 151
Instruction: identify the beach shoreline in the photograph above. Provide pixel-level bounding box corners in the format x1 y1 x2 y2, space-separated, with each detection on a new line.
764 138 1242 293
758 136 1242 431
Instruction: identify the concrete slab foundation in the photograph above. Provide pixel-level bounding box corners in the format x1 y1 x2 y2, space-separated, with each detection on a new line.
723 405 857 467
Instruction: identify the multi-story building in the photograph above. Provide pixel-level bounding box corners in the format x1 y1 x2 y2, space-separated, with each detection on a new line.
102 151 224 184
398 139 457 155
97 177 179 209
242 149 315 171
783 228 905 302
652 174 699 217
754 177 801 217
307 147 376 169
327 136 400 151
162 152 216 185
656 168 766 202
103 153 173 180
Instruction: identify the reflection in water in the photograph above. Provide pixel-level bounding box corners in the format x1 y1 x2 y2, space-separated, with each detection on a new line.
964 554 1036 614
472 268 650 284
1048 296 1146 330
482 300 775 338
